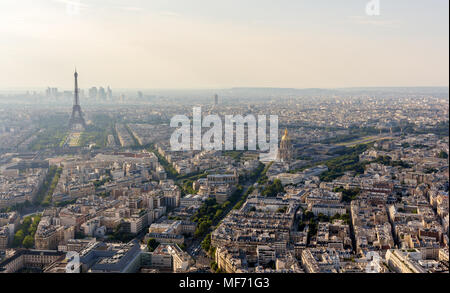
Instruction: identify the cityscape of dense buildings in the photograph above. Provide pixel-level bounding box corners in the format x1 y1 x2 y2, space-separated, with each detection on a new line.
0 78 448 274
0 4 448 293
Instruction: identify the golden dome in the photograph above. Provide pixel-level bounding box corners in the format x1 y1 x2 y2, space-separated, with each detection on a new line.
281 128 289 141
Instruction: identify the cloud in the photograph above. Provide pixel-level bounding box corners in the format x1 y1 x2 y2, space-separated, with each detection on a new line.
348 16 400 28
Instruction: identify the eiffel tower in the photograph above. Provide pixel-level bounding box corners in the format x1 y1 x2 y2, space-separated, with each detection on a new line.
68 69 86 131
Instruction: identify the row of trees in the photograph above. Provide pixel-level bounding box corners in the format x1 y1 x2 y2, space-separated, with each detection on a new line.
79 129 108 148
321 144 415 183
42 167 62 207
372 155 411 168
240 162 265 182
320 144 371 182
0 201 32 213
321 121 449 146
177 171 208 182
192 185 245 239
261 179 285 197
29 114 69 151
321 127 384 145
33 166 62 207
333 186 361 203
148 145 178 179
192 198 229 238
200 163 272 258
233 186 255 211
178 171 210 196
256 162 273 186
13 214 41 248
182 180 197 195
80 114 118 148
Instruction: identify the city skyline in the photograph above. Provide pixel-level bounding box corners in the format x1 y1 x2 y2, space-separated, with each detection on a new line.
0 0 448 279
0 0 448 89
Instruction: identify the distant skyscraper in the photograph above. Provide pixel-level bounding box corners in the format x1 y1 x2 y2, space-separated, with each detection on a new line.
214 94 219 105
107 86 113 100
68 70 87 131
46 87 59 99
89 87 98 100
98 87 107 100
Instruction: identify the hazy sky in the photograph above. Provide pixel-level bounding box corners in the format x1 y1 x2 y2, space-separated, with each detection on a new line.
0 0 448 89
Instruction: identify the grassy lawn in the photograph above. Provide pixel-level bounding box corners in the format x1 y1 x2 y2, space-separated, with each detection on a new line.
336 135 392 147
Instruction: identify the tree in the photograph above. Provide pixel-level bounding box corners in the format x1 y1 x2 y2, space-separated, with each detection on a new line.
147 238 159 252
335 187 360 203
214 210 223 220
22 216 32 227
201 234 212 252
262 179 285 197
298 221 306 231
210 262 218 272
304 211 315 221
318 213 330 222
32 215 41 226
195 221 210 238
28 225 37 236
22 235 34 249
13 230 25 247
438 151 448 159
183 180 197 195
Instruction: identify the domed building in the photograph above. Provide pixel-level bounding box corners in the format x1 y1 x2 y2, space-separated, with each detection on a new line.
278 129 294 162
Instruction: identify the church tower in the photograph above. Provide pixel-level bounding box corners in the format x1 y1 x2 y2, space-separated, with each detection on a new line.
278 128 293 162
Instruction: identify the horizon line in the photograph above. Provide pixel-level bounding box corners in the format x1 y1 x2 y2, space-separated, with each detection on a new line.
0 85 449 92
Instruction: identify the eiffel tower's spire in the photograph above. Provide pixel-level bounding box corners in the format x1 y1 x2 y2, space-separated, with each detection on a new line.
74 68 79 106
